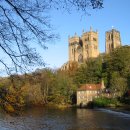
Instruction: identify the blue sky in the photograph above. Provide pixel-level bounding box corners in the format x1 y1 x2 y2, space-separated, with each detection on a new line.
0 0 130 75
40 0 130 69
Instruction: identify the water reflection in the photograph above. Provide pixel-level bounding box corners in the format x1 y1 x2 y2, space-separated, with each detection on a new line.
0 107 129 130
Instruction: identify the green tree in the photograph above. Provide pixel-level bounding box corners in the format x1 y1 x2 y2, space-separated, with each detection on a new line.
110 72 127 97
74 57 102 85
104 46 130 77
103 46 130 95
48 70 77 104
74 64 88 85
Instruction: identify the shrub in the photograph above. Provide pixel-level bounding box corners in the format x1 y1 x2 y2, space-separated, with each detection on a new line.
93 97 120 107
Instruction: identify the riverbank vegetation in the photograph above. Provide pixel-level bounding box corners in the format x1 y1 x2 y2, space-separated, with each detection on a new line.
93 97 122 107
0 46 130 113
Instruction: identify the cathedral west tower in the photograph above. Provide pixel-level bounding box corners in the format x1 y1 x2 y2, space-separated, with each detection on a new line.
82 27 99 61
68 27 99 63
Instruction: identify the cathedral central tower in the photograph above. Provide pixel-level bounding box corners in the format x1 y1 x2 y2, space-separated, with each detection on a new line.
105 29 121 53
68 27 99 63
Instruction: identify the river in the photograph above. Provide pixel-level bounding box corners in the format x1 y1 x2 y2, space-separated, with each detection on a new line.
0 107 130 130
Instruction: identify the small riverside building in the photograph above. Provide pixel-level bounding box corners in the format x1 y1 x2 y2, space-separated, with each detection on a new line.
77 81 105 106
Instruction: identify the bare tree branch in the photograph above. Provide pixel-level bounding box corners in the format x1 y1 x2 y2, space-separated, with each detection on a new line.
0 0 103 75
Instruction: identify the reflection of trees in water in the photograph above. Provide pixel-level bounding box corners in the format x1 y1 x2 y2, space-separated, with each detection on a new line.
0 107 130 130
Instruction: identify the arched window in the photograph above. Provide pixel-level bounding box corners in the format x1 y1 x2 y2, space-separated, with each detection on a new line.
93 38 97 41
77 46 82 53
72 49 73 54
109 35 110 40
78 54 83 63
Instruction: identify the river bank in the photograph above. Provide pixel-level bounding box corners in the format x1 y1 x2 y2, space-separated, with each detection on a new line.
1 97 130 116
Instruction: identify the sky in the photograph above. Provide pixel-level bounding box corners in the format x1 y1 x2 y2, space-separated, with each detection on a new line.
0 0 130 76
40 0 130 69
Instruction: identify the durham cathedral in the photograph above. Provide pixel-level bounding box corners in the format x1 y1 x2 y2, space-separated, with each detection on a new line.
61 27 122 70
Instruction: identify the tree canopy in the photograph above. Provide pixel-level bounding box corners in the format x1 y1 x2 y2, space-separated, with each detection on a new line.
103 46 130 96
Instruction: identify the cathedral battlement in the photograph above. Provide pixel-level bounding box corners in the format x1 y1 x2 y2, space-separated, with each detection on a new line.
106 29 120 33
68 34 80 45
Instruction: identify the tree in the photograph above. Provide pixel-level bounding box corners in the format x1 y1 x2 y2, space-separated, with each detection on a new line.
74 64 88 85
74 57 102 85
0 0 103 74
110 72 127 97
103 46 130 86
85 57 102 83
50 70 76 104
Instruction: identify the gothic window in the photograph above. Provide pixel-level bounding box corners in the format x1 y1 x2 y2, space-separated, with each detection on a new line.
109 35 111 40
72 48 75 54
78 54 83 63
85 37 89 41
109 34 113 40
77 46 82 53
93 38 97 41
111 34 113 40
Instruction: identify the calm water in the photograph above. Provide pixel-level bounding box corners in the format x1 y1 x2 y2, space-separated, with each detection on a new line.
0 107 130 130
